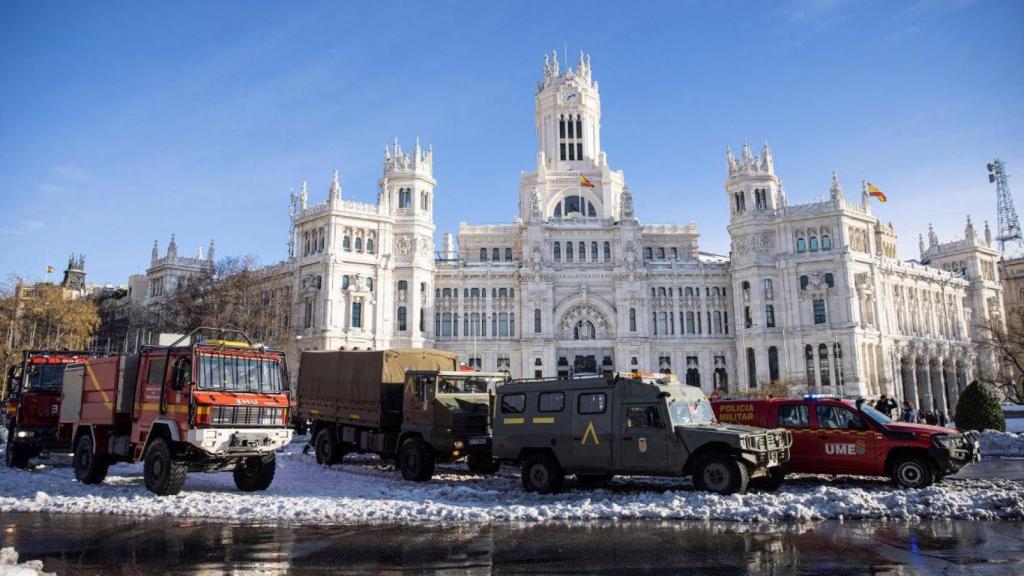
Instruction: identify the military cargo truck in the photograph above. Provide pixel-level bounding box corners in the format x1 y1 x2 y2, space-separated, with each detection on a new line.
296 349 509 481
492 373 792 495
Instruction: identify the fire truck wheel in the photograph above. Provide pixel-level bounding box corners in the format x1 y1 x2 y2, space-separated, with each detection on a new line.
73 435 108 484
891 455 935 489
750 466 786 492
398 438 435 482
314 429 344 466
467 453 501 475
5 442 31 469
233 455 276 492
144 438 188 496
693 453 749 495
521 453 564 494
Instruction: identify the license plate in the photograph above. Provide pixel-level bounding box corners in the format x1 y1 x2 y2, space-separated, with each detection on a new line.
468 438 488 446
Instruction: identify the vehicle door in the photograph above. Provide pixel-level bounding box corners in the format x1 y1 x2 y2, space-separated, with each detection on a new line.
619 404 669 471
773 402 817 472
570 390 613 469
813 402 875 474
404 373 436 432
133 354 169 444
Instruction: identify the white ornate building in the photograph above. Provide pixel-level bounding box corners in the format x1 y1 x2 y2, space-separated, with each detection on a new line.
144 53 1008 416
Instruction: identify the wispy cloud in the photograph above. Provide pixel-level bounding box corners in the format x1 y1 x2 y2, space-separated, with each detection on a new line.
0 219 46 236
784 0 848 25
49 164 91 183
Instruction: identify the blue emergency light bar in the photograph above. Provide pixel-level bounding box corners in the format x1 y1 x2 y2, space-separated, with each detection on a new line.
803 393 840 400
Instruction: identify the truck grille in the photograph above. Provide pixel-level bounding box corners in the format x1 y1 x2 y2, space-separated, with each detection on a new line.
211 406 284 427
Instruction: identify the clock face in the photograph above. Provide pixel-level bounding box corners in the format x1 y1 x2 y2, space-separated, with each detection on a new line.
564 92 577 103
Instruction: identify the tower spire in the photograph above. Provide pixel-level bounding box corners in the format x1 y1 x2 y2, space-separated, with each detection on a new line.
329 169 341 202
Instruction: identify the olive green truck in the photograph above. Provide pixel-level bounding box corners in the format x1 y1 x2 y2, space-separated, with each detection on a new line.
296 349 508 481
492 373 792 495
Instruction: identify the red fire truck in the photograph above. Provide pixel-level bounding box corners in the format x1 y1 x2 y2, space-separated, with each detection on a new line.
57 328 293 495
4 350 96 468
712 395 980 488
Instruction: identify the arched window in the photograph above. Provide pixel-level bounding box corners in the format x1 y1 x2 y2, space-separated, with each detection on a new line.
603 242 611 261
420 191 428 211
809 236 819 251
714 311 722 333
768 347 779 382
442 288 451 298
821 234 832 250
591 242 598 261
397 307 407 331
657 247 666 259
510 313 515 337
342 275 350 289
505 247 513 262
566 242 574 262
686 311 695 334
366 278 373 292
746 348 757 389
509 288 514 297
554 203 563 217
825 273 835 288
480 248 487 262
492 248 500 262
441 313 452 337
498 313 509 337
629 308 637 332
397 280 407 292
671 247 678 259
366 238 375 253
573 320 596 340
553 242 561 262
534 308 542 333
643 247 653 260
658 287 667 297
578 242 585 262
765 304 775 328
470 288 479 298
498 288 508 298
343 236 351 251
805 345 815 387
685 287 694 297
354 237 362 251
399 188 412 209
800 275 809 290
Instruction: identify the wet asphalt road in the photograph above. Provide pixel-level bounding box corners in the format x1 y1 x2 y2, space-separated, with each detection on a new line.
3 511 1024 575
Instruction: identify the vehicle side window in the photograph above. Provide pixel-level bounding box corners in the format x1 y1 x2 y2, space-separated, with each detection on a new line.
538 392 564 413
776 404 809 429
627 406 664 428
816 404 867 430
578 392 607 415
414 377 433 403
501 393 526 414
146 359 167 385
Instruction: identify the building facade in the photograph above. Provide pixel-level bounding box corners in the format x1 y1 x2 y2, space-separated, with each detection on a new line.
140 53 1008 415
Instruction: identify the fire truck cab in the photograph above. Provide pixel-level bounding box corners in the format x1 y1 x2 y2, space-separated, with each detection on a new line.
57 328 293 495
4 350 96 469
712 395 980 488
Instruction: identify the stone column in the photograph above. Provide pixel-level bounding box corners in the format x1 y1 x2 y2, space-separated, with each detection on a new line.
932 355 948 417
903 353 919 410
919 351 934 412
945 359 959 415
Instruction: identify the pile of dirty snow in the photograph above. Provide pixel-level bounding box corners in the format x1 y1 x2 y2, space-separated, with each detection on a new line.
0 548 53 576
0 439 1021 525
980 429 1024 457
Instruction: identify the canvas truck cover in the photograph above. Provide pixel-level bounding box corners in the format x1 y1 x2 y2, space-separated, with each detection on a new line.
296 349 458 427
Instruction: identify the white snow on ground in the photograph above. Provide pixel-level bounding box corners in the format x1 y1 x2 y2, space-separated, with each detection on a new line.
980 429 1024 457
0 437 1021 525
0 548 54 576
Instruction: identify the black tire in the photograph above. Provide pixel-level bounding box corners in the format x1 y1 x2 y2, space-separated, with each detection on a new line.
467 453 501 475
398 438 435 482
576 473 615 486
144 438 188 496
5 442 30 469
233 455 276 492
73 434 109 484
521 453 564 494
891 455 935 489
693 453 750 495
314 428 344 466
750 466 785 492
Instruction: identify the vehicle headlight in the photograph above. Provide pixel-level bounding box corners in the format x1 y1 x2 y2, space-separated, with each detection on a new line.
932 434 959 449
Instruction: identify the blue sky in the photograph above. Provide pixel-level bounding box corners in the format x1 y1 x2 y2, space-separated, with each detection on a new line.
1 0 1022 285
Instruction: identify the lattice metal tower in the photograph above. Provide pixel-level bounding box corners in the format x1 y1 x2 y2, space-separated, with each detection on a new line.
988 158 1024 257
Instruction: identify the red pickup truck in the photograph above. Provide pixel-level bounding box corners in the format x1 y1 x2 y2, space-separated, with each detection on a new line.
712 395 980 488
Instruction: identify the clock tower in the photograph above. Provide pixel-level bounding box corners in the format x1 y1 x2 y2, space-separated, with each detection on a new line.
535 50 602 170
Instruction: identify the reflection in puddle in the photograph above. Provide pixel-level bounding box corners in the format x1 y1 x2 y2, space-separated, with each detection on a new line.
3 513 1023 575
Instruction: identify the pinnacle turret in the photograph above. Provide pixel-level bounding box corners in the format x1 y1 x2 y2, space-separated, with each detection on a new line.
329 169 341 202
383 137 433 177
726 139 776 178
830 171 844 200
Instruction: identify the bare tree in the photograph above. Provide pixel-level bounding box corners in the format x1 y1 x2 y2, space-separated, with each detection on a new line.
976 308 1024 404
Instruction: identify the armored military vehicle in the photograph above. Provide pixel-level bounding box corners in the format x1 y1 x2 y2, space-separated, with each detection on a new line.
492 373 791 494
296 349 509 482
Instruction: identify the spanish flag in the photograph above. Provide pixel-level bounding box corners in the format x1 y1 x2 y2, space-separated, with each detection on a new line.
579 173 596 188
46 265 54 273
866 182 887 202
